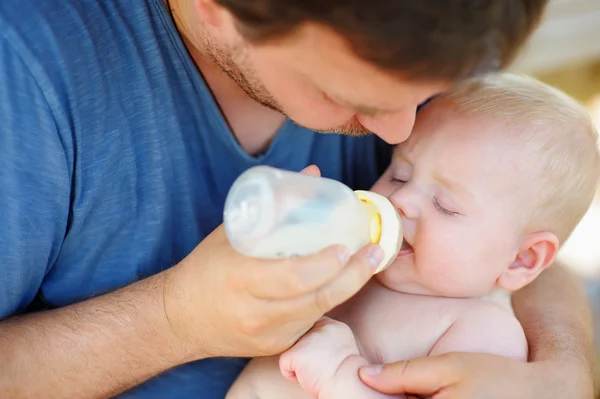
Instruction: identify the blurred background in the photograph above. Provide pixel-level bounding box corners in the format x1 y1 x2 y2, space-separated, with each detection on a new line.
508 0 600 377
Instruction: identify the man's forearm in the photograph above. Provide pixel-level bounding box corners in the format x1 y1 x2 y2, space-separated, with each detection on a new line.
512 262 595 393
0 270 193 399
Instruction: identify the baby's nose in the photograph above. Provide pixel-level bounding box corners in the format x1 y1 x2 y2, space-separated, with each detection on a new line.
391 194 419 220
396 206 408 218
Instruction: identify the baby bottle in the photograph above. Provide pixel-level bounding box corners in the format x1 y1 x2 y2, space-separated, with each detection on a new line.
223 166 403 273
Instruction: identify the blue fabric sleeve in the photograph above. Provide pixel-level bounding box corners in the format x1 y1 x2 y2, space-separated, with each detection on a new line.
0 37 71 318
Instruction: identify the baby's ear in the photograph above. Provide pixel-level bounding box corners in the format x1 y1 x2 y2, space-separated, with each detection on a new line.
497 232 559 292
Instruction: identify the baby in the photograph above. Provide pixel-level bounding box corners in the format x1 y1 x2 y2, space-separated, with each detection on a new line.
226 72 600 399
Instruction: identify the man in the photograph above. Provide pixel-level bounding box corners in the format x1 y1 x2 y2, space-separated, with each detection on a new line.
0 0 593 398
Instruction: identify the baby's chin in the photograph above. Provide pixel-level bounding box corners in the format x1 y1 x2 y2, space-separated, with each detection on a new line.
375 271 439 296
374 271 436 296
374 271 485 298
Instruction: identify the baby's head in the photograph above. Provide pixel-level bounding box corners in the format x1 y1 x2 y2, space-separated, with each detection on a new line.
372 72 600 298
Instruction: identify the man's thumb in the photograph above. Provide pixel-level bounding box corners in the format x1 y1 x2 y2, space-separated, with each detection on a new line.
359 356 456 395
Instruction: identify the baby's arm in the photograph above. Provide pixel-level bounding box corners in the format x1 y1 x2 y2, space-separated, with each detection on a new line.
280 317 403 399
226 355 312 399
429 301 528 361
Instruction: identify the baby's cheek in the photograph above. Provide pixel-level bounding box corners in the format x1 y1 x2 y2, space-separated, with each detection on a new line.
427 265 464 295
423 253 476 296
370 176 395 198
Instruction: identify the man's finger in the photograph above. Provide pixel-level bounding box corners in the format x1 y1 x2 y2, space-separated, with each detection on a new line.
358 354 463 395
303 244 383 315
261 244 382 320
299 164 321 177
245 245 351 299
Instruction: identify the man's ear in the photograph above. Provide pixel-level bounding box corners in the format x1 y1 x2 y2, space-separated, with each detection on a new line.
497 231 559 292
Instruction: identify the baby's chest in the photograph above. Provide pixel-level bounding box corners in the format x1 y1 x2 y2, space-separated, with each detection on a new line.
332 288 468 364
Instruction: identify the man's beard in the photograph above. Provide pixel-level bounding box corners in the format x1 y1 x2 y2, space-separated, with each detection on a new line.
204 40 371 137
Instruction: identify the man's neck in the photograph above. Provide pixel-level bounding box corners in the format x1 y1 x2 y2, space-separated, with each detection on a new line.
167 0 286 156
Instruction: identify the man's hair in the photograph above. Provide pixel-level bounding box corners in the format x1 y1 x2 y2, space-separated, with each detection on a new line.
216 0 548 81
438 72 600 244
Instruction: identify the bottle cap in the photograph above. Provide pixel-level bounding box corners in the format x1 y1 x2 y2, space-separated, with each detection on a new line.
354 190 403 273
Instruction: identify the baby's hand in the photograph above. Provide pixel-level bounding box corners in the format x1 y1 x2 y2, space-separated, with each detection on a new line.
279 316 360 398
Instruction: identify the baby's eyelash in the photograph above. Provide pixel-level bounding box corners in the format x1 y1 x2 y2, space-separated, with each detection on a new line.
433 197 459 216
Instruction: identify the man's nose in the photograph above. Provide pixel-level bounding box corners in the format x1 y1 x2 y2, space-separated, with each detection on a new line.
357 108 417 145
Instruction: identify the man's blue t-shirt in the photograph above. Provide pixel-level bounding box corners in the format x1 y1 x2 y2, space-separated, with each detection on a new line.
0 0 393 397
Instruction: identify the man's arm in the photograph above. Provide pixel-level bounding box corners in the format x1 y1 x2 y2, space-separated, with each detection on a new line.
0 272 191 399
512 261 596 395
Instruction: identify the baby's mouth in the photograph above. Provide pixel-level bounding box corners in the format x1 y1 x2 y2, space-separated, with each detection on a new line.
397 238 414 257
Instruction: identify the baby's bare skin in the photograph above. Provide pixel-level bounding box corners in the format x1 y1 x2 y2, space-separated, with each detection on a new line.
227 279 526 399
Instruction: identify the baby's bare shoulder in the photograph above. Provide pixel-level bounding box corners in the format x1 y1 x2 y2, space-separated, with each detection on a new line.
429 299 528 361
342 290 465 363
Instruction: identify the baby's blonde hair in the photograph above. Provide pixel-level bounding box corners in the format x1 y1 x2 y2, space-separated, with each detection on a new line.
436 72 600 244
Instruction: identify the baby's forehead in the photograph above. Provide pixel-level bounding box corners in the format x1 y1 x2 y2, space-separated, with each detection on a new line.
407 95 561 163
399 105 516 156
394 111 531 187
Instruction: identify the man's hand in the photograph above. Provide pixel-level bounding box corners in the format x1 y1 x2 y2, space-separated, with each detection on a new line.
163 166 383 359
358 352 593 398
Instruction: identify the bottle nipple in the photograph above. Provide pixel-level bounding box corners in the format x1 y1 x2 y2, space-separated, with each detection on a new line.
354 190 403 273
